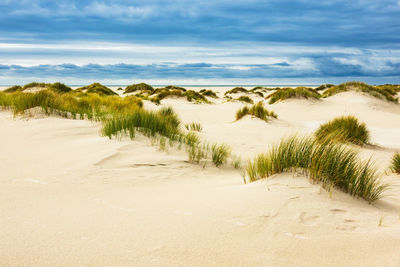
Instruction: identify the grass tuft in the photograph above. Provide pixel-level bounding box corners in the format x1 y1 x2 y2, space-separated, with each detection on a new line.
200 89 218 98
211 143 231 167
76 83 117 96
266 87 321 104
323 81 398 103
315 84 335 91
390 153 400 174
224 87 248 95
236 101 277 122
185 122 202 132
124 83 154 94
236 95 254 104
4 85 23 93
245 136 387 202
315 116 369 146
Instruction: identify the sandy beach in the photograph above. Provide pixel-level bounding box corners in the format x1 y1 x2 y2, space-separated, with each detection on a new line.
0 86 399 266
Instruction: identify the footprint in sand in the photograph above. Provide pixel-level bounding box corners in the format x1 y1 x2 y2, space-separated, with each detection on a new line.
330 208 346 213
299 212 320 226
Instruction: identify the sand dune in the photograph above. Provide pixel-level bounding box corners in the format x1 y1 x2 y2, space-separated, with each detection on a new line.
0 89 400 266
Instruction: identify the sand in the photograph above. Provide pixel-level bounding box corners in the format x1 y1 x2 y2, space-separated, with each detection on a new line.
0 88 400 266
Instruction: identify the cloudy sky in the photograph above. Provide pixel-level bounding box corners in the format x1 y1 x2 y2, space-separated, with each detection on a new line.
0 0 399 85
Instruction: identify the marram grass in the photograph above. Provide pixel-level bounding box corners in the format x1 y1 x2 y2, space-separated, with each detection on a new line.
245 136 387 202
315 115 369 146
236 95 254 104
266 87 321 104
0 89 142 120
102 106 181 140
323 81 398 103
211 143 231 167
391 153 400 174
236 101 277 122
0 87 234 168
185 122 202 132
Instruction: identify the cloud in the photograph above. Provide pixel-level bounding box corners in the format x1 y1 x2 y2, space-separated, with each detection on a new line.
0 57 398 84
0 0 399 83
1 0 400 47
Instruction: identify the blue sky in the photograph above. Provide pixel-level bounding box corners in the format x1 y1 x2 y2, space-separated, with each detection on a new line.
0 0 399 85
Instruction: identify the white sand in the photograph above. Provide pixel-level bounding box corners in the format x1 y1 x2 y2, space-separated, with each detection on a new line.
0 89 400 266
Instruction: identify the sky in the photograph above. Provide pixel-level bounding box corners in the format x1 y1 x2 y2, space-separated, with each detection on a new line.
0 0 399 85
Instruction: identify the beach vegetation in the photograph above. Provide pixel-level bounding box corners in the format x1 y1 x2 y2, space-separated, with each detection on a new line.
211 143 231 167
224 87 248 95
75 83 117 96
236 95 253 104
315 84 335 91
314 116 369 146
390 153 400 174
245 135 387 202
236 101 277 121
124 83 154 94
200 89 218 98
266 87 321 104
4 85 23 93
185 122 202 132
323 81 398 103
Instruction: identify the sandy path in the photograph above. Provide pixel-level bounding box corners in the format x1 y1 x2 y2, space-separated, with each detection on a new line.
1 90 400 266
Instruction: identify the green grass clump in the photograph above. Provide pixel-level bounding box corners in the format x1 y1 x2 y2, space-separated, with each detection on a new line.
236 95 254 104
225 87 265 97
124 83 154 94
245 136 387 202
200 89 218 98
76 83 117 96
102 106 181 140
224 87 248 95
47 82 72 93
185 122 202 132
0 89 142 119
211 143 231 167
4 82 72 94
323 81 398 103
148 87 210 104
23 82 49 89
4 85 23 93
249 87 266 97
315 116 369 146
266 87 321 104
315 84 335 91
185 90 209 103
236 101 277 122
390 153 400 174
164 85 187 91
